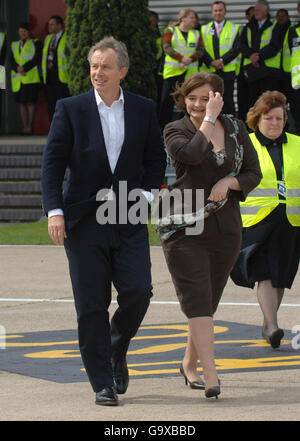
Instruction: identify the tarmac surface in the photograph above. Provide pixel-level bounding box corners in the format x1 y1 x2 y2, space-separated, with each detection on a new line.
0 244 299 423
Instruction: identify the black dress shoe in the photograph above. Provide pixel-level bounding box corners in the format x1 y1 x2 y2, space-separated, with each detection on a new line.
112 358 129 394
95 387 118 406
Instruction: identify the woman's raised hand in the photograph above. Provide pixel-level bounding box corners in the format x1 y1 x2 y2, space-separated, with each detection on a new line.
205 91 223 120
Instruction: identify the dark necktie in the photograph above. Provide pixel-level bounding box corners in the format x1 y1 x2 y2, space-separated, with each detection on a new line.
47 36 56 69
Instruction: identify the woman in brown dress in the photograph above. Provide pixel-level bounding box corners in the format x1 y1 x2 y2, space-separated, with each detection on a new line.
158 72 262 399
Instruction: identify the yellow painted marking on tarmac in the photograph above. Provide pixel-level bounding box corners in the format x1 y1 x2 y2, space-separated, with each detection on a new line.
80 355 300 375
215 339 290 347
128 343 186 355
135 324 228 338
0 335 24 339
215 356 300 370
125 355 300 376
5 340 78 347
5 326 229 347
24 349 79 358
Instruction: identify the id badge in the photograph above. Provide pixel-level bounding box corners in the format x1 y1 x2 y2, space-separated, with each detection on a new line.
278 181 286 198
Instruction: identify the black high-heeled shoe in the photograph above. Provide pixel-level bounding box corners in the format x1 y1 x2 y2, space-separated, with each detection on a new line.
205 385 221 399
179 364 205 390
262 328 284 348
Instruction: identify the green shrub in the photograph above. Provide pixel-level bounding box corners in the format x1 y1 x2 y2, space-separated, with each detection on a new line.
65 0 157 100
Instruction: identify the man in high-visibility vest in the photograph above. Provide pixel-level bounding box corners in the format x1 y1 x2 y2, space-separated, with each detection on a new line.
0 30 6 128
10 23 42 134
42 15 70 121
200 1 240 115
240 0 283 110
158 8 203 131
289 2 300 134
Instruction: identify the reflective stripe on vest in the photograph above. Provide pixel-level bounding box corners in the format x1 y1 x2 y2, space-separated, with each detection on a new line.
200 21 240 73
42 32 69 84
10 40 40 93
291 27 300 90
243 21 280 69
240 132 300 227
163 27 199 80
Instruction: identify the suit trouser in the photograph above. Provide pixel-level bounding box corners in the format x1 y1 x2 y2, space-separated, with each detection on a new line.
158 73 186 131
248 76 279 109
221 77 236 116
46 81 70 121
64 216 152 392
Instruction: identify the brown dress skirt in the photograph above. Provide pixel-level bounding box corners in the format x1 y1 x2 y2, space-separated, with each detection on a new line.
162 213 241 318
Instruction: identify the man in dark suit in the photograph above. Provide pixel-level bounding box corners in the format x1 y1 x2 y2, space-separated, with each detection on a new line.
41 36 166 406
240 0 283 110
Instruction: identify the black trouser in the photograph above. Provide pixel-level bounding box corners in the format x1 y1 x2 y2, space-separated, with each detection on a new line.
64 216 152 392
237 71 250 122
158 73 185 131
221 77 236 115
248 76 279 109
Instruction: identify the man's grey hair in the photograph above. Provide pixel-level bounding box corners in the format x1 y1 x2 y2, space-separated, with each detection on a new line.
87 36 130 70
255 0 269 11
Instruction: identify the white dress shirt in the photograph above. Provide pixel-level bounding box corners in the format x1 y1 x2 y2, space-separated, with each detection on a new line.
214 20 225 36
48 88 152 218
95 87 125 173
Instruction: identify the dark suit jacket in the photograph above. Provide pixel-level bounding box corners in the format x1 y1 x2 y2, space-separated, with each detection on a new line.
41 88 166 230
240 15 283 81
163 114 262 234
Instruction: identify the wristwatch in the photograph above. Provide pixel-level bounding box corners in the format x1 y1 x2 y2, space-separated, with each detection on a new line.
203 116 216 125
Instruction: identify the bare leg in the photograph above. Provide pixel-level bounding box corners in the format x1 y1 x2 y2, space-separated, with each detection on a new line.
182 328 203 383
19 103 28 132
26 102 35 133
188 316 218 389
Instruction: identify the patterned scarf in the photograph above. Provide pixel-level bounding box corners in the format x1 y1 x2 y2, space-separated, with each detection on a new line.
156 115 244 242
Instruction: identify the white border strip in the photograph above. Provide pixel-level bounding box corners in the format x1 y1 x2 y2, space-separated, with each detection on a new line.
0 298 300 307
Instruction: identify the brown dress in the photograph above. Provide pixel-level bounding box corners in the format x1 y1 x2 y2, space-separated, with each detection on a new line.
162 114 262 318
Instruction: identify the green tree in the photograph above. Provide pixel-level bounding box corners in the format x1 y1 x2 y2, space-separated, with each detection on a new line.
64 0 157 100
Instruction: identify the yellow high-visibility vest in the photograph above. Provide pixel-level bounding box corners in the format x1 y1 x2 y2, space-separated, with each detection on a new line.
200 21 240 73
243 21 281 70
42 32 69 84
240 132 300 227
291 27 300 89
282 26 291 73
163 26 199 80
10 39 40 93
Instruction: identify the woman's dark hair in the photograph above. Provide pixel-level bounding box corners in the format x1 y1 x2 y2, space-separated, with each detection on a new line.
172 72 224 113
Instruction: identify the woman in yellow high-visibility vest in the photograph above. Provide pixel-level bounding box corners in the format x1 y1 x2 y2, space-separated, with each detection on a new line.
158 9 203 131
10 23 41 134
231 91 300 348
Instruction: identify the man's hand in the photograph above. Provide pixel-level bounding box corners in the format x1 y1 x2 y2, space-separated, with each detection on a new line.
48 215 67 245
250 53 260 67
211 59 224 70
